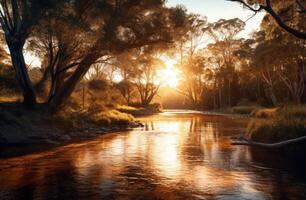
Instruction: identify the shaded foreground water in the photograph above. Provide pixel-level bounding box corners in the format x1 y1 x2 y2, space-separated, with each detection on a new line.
0 111 306 200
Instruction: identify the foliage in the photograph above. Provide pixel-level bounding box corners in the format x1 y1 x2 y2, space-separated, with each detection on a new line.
232 106 261 115
247 105 306 146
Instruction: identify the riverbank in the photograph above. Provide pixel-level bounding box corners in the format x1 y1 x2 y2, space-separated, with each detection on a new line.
0 103 144 147
240 105 306 161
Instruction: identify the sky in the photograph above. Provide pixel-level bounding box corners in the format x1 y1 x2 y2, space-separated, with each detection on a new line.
166 0 265 38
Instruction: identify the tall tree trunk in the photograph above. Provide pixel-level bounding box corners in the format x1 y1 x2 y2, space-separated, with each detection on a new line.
264 87 278 106
219 87 222 109
228 79 231 107
6 39 37 108
49 52 100 108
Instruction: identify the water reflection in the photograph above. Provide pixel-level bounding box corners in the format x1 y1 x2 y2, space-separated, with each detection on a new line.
0 113 306 199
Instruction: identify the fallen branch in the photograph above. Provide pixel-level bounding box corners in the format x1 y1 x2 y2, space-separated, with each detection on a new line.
231 135 306 149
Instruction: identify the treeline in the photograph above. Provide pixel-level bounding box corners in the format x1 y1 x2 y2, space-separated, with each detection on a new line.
0 0 305 112
175 3 305 109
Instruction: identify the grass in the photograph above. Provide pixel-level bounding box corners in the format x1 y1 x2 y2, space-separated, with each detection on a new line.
88 109 134 126
246 118 306 143
245 105 306 160
0 102 135 144
247 105 306 140
231 105 262 115
117 104 162 116
251 105 306 120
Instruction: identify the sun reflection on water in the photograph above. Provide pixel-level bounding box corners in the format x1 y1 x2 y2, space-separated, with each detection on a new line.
0 114 304 199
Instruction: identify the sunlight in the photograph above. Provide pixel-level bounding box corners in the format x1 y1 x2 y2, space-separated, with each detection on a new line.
113 73 123 83
157 59 181 88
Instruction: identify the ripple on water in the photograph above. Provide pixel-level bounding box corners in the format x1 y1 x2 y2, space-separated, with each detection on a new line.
0 112 306 200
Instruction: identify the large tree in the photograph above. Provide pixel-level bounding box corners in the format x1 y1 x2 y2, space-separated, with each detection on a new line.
0 0 64 107
3 0 189 110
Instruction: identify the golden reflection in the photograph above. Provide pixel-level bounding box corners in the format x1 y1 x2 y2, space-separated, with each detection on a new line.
0 114 290 199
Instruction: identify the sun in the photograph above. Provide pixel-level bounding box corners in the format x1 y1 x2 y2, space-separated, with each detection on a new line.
157 59 181 88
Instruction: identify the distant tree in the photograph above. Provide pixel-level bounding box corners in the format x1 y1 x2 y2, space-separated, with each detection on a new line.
134 49 165 106
176 14 208 108
206 18 245 108
113 52 139 105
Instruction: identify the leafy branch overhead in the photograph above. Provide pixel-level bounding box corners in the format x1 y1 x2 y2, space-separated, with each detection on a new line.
228 0 306 39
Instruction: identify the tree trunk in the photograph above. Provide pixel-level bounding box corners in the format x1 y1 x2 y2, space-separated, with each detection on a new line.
219 87 222 109
228 79 231 107
49 52 100 109
7 39 37 108
265 87 278 106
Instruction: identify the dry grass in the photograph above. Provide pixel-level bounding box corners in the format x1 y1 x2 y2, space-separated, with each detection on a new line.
117 104 162 116
231 106 262 115
251 105 306 120
246 118 306 143
89 109 134 126
246 105 306 144
251 108 279 119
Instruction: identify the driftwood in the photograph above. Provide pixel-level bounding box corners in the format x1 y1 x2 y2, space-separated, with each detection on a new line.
231 135 306 149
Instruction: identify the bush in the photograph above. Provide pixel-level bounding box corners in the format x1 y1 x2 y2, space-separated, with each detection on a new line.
232 106 261 115
248 105 306 141
278 105 306 120
89 109 134 126
251 108 278 119
88 102 108 114
247 118 306 143
251 105 306 120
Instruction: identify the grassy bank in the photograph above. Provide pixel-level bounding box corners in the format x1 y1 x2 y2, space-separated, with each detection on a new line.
117 103 162 116
0 102 138 145
231 105 262 115
245 105 306 160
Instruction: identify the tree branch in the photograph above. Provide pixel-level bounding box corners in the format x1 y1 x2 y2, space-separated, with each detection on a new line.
228 0 306 40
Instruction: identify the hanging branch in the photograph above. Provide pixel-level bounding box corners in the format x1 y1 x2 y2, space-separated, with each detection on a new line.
227 0 306 40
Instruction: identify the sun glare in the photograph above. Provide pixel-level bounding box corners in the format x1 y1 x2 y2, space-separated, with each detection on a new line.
157 59 180 88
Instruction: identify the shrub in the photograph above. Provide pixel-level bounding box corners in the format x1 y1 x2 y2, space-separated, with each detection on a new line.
247 105 306 147
232 106 261 115
278 105 306 120
251 108 278 119
247 118 306 143
89 109 134 126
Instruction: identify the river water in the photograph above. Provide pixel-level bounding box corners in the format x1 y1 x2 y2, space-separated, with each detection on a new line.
0 111 306 200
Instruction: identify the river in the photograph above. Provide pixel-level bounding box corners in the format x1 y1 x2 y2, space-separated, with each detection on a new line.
0 111 306 200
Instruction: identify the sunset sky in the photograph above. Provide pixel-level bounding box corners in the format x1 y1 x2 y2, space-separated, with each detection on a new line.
166 0 265 38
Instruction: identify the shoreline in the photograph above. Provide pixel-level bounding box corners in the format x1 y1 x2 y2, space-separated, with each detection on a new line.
0 109 246 159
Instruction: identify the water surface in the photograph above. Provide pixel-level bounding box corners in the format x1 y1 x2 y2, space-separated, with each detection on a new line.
0 111 306 200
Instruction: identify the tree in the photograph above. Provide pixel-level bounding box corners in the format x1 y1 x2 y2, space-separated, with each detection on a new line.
111 52 139 105
175 14 208 108
134 49 165 106
0 0 64 107
2 0 189 110
228 0 306 39
43 0 188 109
206 18 245 108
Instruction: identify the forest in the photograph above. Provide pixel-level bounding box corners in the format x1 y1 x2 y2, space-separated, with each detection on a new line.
0 0 305 148
0 0 305 199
